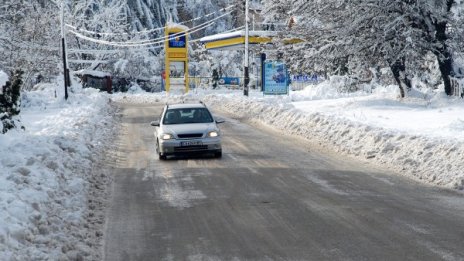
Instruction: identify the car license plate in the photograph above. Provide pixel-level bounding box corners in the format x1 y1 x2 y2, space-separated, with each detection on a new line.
180 141 202 146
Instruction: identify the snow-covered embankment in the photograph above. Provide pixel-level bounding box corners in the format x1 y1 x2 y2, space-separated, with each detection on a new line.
203 94 464 190
0 85 117 260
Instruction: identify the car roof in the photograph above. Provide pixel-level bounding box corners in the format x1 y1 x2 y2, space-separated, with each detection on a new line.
166 103 206 109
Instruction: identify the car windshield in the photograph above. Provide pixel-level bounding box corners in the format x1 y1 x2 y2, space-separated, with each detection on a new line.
163 108 214 125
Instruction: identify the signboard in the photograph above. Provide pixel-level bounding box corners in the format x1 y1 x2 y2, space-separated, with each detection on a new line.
168 52 186 58
293 74 319 83
291 74 319 91
218 77 240 86
263 61 288 95
164 24 189 93
168 33 186 48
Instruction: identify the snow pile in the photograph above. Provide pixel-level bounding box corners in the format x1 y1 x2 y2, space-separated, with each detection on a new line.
0 82 117 259
127 83 145 94
289 77 382 102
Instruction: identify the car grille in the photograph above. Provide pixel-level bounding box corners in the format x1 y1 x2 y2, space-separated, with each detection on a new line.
174 145 209 152
177 133 203 138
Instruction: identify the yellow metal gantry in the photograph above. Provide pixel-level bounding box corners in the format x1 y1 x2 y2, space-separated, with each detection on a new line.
164 23 189 93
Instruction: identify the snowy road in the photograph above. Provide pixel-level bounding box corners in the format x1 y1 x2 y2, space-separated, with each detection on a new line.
103 102 464 261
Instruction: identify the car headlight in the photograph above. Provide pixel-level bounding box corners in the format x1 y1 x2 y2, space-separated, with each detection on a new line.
208 131 219 137
161 133 174 140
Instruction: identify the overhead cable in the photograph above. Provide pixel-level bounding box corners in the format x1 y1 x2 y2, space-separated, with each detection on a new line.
65 4 235 37
67 11 231 47
68 20 216 48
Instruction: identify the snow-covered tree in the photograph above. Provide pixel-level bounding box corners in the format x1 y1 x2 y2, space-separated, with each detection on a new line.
264 0 464 97
0 1 60 90
261 0 292 24
413 0 462 95
0 0 236 91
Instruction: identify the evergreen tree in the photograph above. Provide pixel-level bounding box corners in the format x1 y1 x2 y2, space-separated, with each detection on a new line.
0 70 23 134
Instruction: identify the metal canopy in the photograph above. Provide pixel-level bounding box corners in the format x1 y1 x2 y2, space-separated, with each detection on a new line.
199 30 303 51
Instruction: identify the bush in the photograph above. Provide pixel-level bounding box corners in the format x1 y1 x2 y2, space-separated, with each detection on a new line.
0 70 24 133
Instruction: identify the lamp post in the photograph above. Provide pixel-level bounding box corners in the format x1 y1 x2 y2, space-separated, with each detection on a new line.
243 0 249 96
60 1 69 100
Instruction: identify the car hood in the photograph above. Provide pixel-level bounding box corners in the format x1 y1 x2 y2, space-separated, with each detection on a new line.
162 123 217 136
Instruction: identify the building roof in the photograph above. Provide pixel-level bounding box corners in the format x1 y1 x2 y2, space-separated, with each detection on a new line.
199 30 276 43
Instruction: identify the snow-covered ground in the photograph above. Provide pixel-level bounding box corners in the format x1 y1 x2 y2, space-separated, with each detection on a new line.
2 78 463 259
0 81 117 260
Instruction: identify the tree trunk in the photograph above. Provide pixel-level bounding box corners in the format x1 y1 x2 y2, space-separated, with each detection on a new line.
434 21 454 96
390 58 411 98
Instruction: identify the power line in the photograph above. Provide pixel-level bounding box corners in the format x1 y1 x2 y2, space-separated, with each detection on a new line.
68 49 122 54
65 4 235 37
68 59 108 64
67 11 231 47
68 20 216 48
67 10 231 46
65 26 245 54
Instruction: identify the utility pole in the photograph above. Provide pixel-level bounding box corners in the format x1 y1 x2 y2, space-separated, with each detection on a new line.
60 1 69 100
243 0 250 96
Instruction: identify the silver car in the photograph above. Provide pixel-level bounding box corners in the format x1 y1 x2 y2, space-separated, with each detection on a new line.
151 103 224 160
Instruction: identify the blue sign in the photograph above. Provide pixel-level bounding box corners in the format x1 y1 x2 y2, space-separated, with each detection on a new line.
218 77 240 85
263 61 288 95
293 74 319 83
168 33 186 48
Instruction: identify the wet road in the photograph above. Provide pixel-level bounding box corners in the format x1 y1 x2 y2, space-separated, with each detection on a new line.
103 103 464 261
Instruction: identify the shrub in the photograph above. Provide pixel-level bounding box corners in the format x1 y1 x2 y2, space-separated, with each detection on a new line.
0 70 24 133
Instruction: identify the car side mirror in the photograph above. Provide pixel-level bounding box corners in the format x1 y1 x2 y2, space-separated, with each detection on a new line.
150 121 160 127
215 119 225 124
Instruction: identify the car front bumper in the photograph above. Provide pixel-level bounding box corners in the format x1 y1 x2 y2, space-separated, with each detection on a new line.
158 137 222 155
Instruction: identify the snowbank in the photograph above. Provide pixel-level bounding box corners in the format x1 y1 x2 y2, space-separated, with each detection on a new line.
0 82 117 259
202 88 464 190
